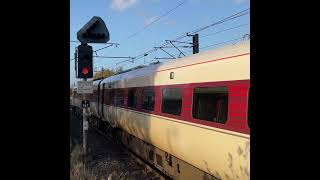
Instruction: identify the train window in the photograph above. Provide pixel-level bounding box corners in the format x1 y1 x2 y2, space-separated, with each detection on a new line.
161 88 182 116
142 88 155 111
115 89 124 106
128 88 136 108
106 90 114 105
192 87 228 123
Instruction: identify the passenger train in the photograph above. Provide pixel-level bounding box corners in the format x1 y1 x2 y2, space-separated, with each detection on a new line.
71 40 250 180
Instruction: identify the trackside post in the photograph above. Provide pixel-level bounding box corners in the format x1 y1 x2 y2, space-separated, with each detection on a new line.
82 78 89 155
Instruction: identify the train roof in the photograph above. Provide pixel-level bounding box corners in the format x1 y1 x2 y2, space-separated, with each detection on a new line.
94 40 250 88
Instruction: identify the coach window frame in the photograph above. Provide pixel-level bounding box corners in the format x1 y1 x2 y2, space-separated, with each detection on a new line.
141 87 155 111
191 86 229 124
161 88 183 116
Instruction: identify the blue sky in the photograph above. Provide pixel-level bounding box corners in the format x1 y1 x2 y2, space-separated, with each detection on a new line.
70 0 250 85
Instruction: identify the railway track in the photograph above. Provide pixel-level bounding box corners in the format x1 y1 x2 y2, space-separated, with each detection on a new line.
71 108 171 180
90 125 173 180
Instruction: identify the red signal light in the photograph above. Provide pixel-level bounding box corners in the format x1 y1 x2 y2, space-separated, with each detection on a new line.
82 67 89 75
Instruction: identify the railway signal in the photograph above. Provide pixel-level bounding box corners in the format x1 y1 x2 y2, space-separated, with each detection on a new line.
75 16 110 156
77 44 93 78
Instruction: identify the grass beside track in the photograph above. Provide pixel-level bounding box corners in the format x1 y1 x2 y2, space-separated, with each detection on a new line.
70 144 97 180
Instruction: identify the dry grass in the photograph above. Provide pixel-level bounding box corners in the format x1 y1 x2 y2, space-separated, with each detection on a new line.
70 144 98 180
107 171 130 180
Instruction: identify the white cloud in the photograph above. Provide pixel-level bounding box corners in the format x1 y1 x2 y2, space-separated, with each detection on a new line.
111 0 139 11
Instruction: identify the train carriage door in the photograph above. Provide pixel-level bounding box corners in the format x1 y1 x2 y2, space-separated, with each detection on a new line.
101 83 105 117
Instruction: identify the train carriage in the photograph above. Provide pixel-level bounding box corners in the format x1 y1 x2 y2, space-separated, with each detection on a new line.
72 40 250 180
